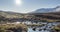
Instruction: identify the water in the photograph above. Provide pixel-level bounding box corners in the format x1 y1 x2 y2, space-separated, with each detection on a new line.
27 22 60 32
28 28 49 32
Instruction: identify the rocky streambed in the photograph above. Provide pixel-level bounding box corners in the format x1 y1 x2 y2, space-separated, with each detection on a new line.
27 22 60 32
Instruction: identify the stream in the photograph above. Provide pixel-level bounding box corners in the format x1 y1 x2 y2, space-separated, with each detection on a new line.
27 22 60 32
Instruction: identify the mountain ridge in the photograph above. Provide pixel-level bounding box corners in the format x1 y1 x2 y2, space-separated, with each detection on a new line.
30 6 60 13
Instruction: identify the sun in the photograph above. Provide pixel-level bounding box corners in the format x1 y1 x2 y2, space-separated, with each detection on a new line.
15 0 22 6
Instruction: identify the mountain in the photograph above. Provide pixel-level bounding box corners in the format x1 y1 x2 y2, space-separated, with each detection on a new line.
27 6 60 20
0 10 60 22
31 6 60 13
0 6 60 22
0 10 24 19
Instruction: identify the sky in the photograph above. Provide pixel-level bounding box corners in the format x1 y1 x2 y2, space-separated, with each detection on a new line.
0 0 60 13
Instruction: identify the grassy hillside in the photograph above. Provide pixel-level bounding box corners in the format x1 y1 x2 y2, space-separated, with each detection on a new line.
0 11 24 18
0 11 60 22
0 24 27 32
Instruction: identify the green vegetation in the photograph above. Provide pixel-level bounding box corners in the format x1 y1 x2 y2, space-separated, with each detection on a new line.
27 24 45 27
47 20 60 22
53 24 60 30
0 11 60 23
0 24 28 32
39 20 58 22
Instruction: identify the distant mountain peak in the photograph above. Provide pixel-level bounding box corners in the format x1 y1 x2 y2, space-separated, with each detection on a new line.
55 6 60 12
31 6 60 13
56 6 60 8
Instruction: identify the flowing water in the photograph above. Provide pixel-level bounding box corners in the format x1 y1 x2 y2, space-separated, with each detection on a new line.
27 22 60 32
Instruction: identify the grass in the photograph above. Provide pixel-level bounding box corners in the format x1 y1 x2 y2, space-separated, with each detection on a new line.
29 24 43 26
0 24 28 32
53 24 60 31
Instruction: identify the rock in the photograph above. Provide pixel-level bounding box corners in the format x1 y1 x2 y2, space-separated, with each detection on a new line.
32 28 36 31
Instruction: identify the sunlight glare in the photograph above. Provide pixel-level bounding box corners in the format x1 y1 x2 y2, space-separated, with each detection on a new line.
15 0 22 6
